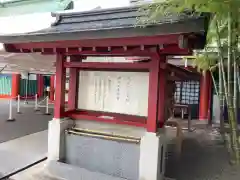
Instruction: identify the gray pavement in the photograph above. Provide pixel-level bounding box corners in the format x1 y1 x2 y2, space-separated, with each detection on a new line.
0 99 52 178
165 124 240 180
0 130 48 179
0 99 53 143
0 99 239 180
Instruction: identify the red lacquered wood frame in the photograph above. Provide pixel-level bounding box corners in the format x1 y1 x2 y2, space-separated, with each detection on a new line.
5 34 181 52
65 109 147 128
54 54 67 119
64 62 151 72
2 30 201 133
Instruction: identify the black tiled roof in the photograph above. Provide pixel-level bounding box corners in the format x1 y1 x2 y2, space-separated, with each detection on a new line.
47 6 204 33
0 5 210 43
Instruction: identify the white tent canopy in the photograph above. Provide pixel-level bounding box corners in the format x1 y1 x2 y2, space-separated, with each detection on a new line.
0 12 56 74
0 0 131 74
0 0 185 74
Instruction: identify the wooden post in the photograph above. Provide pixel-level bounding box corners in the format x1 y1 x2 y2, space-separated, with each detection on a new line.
50 75 55 101
146 54 161 132
54 54 66 119
157 56 167 128
37 74 44 97
199 71 211 121
68 56 80 110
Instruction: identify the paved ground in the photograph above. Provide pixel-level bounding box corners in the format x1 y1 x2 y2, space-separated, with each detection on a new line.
10 122 240 180
0 99 53 143
0 130 47 179
165 121 240 180
0 99 52 178
0 103 238 180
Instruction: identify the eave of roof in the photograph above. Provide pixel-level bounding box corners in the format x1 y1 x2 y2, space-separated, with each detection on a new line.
0 5 210 52
167 63 200 80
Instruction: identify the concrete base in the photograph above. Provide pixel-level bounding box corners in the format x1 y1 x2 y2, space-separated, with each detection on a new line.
46 161 127 180
139 130 166 180
47 120 166 180
6 118 16 122
0 131 47 179
47 118 74 161
44 113 51 116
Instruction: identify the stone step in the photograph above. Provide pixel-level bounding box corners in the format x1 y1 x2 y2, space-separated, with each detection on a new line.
43 161 127 180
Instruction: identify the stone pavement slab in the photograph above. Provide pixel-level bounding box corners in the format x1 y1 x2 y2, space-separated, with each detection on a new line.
0 130 48 178
0 99 52 143
12 161 129 180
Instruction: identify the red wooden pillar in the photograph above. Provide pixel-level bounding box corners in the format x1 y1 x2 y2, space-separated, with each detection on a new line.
11 74 20 98
68 56 79 110
157 57 167 128
54 54 66 119
50 75 55 101
37 74 44 97
199 71 212 121
147 54 161 132
207 76 213 121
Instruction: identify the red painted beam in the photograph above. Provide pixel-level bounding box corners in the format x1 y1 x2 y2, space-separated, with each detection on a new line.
54 54 66 119
160 45 192 55
7 34 181 51
167 64 200 80
64 48 157 57
64 110 146 128
50 75 55 101
37 74 44 97
64 61 151 72
157 57 167 128
39 45 191 56
68 56 80 110
11 74 20 98
146 54 161 132
199 71 212 121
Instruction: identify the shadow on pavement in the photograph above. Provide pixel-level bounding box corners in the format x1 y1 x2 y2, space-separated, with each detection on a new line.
165 130 240 180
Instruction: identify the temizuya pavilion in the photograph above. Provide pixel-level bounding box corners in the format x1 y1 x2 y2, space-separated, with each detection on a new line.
0 5 209 180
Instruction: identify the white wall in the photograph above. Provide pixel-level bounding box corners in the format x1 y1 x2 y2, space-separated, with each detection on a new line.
78 57 149 116
21 73 37 80
212 95 220 124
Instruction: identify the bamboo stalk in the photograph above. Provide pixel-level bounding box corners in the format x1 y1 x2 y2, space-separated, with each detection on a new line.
215 20 229 106
218 64 225 136
216 17 239 164
210 69 219 97
227 11 239 164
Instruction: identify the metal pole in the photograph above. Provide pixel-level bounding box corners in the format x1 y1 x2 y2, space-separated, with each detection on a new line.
24 73 29 104
7 98 15 121
17 95 21 114
44 96 51 115
34 94 40 112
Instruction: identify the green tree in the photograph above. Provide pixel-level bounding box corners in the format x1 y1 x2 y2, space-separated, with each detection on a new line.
139 0 240 164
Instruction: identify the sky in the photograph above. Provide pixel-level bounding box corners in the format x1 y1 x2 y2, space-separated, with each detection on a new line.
74 0 130 10
0 0 131 35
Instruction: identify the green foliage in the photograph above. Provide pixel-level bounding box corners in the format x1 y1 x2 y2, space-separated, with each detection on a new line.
139 0 240 44
139 0 240 164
